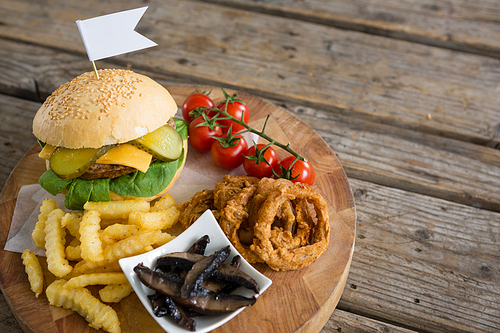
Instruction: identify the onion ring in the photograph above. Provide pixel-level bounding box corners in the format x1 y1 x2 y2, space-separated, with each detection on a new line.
250 184 330 271
178 189 216 230
178 176 330 271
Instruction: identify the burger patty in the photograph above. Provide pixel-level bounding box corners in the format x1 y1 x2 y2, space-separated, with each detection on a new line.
80 163 137 180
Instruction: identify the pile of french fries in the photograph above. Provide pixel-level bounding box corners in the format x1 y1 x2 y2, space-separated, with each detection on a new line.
22 194 181 333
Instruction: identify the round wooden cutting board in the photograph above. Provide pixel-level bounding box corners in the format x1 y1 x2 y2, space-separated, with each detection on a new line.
0 85 356 333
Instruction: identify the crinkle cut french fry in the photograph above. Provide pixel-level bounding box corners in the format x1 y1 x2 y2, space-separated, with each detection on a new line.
21 249 43 297
32 198 58 249
46 280 121 333
128 206 180 230
100 232 116 247
61 211 83 239
79 210 104 262
153 232 176 248
101 224 138 245
104 230 162 261
143 245 154 252
65 244 82 262
64 273 128 289
99 283 133 303
73 230 162 275
83 199 150 220
150 193 176 212
127 211 141 228
44 208 73 277
66 238 82 261
100 218 128 229
69 261 122 277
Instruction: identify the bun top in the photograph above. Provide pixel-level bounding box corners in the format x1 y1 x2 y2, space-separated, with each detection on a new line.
33 69 178 149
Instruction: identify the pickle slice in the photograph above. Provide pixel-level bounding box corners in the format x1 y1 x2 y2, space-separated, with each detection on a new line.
131 124 183 162
50 145 114 179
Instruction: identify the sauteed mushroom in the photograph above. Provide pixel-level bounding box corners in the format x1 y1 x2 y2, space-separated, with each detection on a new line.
180 245 230 299
148 292 195 331
134 235 261 331
134 264 256 314
155 251 259 293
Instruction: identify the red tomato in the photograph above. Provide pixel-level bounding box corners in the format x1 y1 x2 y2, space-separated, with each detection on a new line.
243 144 280 178
277 156 315 186
182 93 214 122
188 116 223 152
211 135 248 169
216 101 250 133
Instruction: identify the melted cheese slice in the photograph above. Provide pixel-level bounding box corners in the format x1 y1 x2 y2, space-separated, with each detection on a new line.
96 144 152 173
39 144 56 160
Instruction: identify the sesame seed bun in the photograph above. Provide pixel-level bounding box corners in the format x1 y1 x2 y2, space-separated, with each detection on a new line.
33 69 177 149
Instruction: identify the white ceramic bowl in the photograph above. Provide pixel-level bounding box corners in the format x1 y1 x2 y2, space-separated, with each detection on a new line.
119 209 272 333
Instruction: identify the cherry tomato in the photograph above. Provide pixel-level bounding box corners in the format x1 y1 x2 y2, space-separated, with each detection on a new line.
243 144 280 178
276 156 315 186
216 101 250 133
211 135 248 169
188 116 223 152
182 93 214 122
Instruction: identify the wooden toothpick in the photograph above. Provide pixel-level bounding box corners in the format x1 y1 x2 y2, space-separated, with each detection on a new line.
91 61 100 80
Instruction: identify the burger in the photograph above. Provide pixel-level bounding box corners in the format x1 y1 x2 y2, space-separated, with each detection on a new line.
33 69 188 210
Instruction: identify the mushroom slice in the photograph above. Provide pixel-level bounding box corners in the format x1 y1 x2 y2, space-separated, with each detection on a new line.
134 263 256 314
212 262 260 294
187 235 210 255
155 252 202 272
231 255 241 269
181 245 230 299
148 292 196 331
156 252 259 293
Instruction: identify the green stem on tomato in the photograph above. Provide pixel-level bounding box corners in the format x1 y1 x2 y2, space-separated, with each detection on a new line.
235 114 308 163
192 90 308 163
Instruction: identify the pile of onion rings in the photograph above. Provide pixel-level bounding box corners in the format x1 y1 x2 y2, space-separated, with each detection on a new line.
178 175 330 271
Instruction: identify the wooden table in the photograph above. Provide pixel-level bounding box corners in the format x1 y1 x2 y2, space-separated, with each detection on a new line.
0 0 499 332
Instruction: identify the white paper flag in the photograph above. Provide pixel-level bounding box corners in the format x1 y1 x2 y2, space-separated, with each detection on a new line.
76 6 157 61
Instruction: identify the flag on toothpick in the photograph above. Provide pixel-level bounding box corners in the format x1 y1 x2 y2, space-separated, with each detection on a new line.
76 6 157 62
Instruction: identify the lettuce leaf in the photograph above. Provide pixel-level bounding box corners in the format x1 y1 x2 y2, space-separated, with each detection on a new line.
64 178 111 210
38 169 72 195
173 117 189 141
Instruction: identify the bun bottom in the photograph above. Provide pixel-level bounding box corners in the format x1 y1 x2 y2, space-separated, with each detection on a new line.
109 140 187 202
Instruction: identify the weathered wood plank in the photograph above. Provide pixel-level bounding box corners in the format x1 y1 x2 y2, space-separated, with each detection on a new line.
201 0 500 58
321 309 418 333
0 94 39 187
0 292 23 333
0 0 499 147
340 178 500 332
